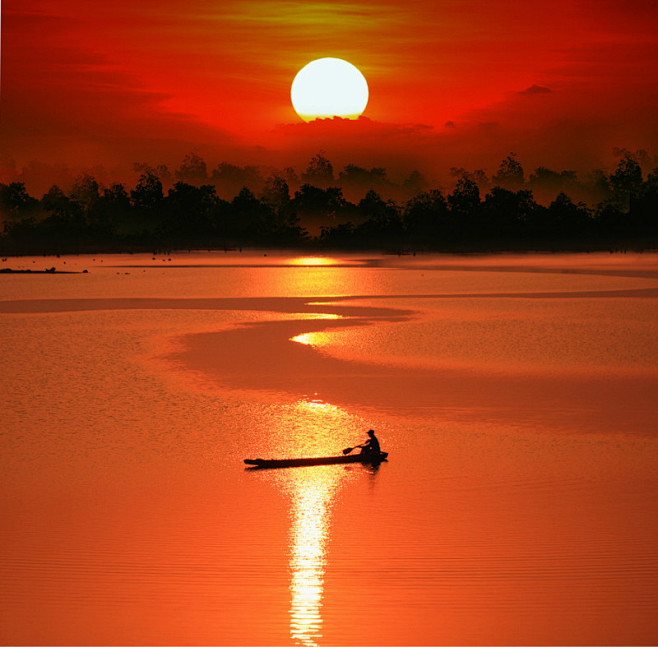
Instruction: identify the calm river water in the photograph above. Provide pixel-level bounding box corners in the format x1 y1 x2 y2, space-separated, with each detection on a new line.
1 252 657 645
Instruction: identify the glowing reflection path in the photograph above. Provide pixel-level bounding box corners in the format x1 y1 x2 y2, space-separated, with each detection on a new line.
288 469 340 647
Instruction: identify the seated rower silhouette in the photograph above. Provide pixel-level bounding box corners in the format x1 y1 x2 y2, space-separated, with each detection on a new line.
360 429 381 457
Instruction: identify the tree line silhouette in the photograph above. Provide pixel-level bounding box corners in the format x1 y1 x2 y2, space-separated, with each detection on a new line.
1 151 656 254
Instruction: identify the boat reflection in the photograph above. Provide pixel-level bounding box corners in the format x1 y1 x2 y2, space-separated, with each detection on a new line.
288 468 340 647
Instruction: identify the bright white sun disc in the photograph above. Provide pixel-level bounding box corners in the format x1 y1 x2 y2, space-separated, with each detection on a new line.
291 58 368 122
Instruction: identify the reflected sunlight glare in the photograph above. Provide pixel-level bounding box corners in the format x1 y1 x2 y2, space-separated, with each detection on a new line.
290 331 333 348
291 333 315 347
287 257 337 266
297 400 341 414
288 470 340 647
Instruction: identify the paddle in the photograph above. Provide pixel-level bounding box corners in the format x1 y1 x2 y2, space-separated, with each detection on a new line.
342 444 364 455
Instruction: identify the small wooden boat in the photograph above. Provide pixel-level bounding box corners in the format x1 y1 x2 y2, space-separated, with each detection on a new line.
244 451 388 469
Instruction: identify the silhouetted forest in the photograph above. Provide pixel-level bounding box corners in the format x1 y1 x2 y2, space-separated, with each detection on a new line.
1 152 656 254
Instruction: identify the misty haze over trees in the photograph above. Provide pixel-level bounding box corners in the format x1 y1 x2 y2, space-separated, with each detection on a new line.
1 151 656 254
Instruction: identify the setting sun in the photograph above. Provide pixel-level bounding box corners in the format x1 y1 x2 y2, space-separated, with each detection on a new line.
291 58 368 122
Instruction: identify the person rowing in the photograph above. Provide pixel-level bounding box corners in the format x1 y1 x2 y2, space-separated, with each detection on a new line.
339 429 386 462
360 429 381 457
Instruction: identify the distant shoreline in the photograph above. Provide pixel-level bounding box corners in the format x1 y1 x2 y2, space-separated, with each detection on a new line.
0 267 84 274
1 239 656 259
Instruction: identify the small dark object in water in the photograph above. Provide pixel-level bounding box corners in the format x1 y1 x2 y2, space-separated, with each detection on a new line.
244 452 388 470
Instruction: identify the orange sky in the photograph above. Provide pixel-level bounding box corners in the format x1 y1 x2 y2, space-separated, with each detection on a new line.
2 0 657 184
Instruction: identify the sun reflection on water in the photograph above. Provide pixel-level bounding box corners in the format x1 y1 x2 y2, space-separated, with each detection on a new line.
265 397 367 645
286 257 338 266
291 332 315 347
290 330 334 348
288 468 340 647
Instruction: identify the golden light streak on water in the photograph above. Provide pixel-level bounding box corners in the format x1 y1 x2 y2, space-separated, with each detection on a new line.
288 469 340 647
290 330 333 347
290 333 315 346
290 314 340 350
287 257 337 266
296 399 342 414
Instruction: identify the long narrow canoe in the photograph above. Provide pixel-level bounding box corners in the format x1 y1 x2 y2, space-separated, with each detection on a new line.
244 451 388 469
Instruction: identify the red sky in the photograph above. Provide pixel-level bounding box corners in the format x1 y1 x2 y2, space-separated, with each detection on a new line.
2 0 657 186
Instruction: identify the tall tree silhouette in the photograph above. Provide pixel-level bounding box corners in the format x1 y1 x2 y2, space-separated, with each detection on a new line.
211 163 264 196
404 190 449 243
545 192 591 239
175 153 208 183
358 190 403 240
0 182 38 220
131 171 163 213
480 187 537 238
448 175 481 234
70 174 100 217
609 154 643 210
302 153 334 186
493 154 525 189
293 184 347 219
163 182 217 241
261 175 290 210
338 164 388 188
